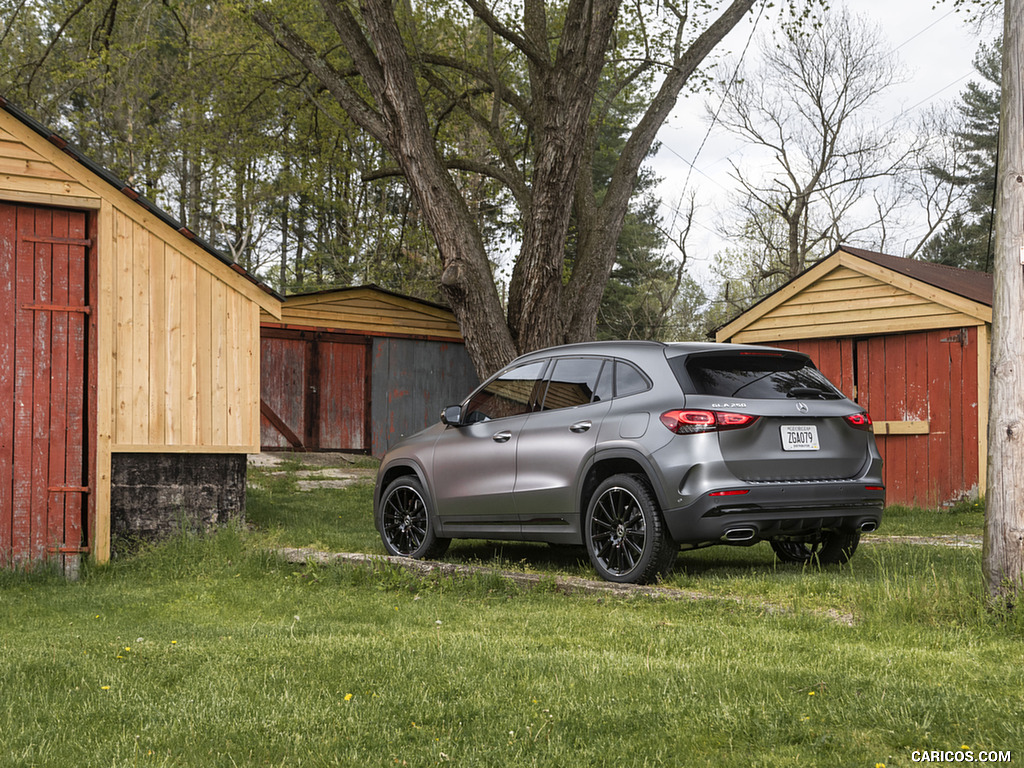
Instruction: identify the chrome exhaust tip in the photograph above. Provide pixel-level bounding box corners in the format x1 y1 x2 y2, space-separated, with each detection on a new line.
860 521 878 533
723 527 757 542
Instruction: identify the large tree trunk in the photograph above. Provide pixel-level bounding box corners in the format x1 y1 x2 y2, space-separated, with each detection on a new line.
984 0 1024 605
254 1 515 379
561 0 756 343
507 0 622 352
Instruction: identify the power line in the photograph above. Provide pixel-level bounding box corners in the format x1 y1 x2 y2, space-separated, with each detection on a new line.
680 0 769 194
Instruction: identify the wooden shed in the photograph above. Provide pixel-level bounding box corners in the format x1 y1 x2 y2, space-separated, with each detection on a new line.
716 246 992 507
259 286 478 457
0 97 282 572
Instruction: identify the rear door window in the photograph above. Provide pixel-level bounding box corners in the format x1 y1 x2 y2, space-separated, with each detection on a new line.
676 353 842 400
538 358 606 410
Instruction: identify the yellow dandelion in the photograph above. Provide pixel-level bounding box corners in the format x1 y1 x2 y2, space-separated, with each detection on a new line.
101 685 110 690
171 640 177 645
876 763 886 768
345 693 353 702
808 691 816 696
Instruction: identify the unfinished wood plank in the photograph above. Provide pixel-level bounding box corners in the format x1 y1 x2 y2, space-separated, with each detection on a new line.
195 268 214 445
131 220 151 445
210 277 228 447
179 257 198 445
735 311 982 343
148 233 166 445
0 156 79 183
113 210 133 445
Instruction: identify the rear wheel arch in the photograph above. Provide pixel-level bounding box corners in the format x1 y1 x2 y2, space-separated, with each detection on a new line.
579 453 666 521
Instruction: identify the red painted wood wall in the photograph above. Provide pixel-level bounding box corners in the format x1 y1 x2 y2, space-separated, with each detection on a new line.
777 329 979 507
1 202 91 564
260 328 370 451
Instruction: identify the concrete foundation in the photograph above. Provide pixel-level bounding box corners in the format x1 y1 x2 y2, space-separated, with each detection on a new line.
110 453 246 554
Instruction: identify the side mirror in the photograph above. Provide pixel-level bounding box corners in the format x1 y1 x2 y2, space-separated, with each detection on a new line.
441 405 463 426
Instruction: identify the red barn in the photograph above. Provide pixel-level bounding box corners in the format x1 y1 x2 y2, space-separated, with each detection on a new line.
716 246 992 507
259 286 478 457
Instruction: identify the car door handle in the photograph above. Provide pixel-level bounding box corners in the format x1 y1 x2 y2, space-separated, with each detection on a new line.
570 421 592 433
492 430 513 443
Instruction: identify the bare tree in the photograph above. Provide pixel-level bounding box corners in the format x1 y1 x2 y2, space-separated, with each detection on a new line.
984 0 1024 607
713 6 916 281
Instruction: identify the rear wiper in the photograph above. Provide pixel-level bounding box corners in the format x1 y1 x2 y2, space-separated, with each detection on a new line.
787 386 833 399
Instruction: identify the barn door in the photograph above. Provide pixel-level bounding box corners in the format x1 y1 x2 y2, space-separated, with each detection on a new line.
260 328 369 451
1 203 91 569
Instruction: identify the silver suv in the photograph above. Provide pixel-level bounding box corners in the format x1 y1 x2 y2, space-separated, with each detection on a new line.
374 341 884 583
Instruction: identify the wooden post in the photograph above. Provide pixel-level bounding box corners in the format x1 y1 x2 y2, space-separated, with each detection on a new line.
984 0 1024 604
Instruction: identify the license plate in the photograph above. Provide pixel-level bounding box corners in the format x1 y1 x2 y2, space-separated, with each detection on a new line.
781 425 819 451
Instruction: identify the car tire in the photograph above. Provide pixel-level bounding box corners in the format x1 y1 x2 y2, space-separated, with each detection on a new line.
584 474 676 584
770 530 860 565
377 476 451 559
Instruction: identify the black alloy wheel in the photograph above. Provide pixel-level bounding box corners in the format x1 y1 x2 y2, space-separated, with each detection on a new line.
585 474 676 584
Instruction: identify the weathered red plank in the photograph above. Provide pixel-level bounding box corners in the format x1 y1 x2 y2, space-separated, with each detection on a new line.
927 329 953 507
962 327 980 496
31 206 53 559
0 204 15 562
65 209 88 552
12 204 35 562
46 210 69 553
883 335 908 503
946 327 965 501
904 331 931 505
860 337 889 494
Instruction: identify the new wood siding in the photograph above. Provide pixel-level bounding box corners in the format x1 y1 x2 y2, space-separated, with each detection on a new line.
108 208 262 451
264 288 462 340
0 123 97 208
726 265 986 343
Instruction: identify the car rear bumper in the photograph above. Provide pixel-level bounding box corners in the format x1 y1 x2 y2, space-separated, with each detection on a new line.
662 481 885 544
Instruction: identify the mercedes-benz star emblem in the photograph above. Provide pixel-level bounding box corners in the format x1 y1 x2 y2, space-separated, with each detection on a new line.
796 402 809 413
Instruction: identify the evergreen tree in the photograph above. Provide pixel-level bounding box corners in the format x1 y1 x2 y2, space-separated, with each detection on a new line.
922 40 1001 272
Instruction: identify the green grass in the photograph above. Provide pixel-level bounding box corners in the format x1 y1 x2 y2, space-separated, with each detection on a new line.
1 469 1020 767
879 498 985 537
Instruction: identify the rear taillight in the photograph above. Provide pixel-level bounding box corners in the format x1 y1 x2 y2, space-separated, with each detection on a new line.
660 410 759 434
844 412 873 430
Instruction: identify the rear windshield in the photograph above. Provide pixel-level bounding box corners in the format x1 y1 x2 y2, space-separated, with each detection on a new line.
673 353 843 400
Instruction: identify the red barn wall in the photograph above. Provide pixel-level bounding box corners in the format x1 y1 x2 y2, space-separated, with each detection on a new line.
775 328 979 507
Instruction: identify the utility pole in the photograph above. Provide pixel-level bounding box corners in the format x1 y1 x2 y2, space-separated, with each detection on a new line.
985 0 1024 606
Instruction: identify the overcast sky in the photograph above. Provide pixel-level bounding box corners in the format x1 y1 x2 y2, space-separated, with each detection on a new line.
652 0 998 287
